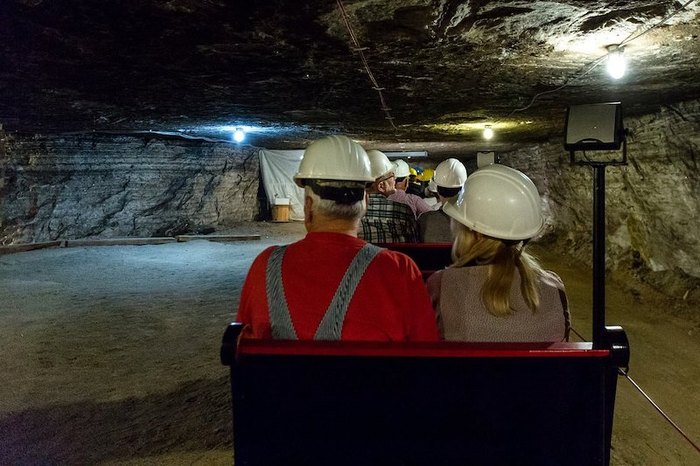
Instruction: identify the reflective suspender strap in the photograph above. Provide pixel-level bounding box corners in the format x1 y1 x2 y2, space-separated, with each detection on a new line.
265 246 298 339
314 243 382 340
265 243 383 341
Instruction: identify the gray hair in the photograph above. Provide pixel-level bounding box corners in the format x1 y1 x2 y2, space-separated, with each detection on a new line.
304 184 366 220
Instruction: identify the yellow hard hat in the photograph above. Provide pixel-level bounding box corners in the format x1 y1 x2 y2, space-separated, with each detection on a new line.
419 168 435 182
409 167 418 177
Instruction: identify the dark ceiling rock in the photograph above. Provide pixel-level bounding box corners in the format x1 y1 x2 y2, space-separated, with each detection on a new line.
1 0 699 155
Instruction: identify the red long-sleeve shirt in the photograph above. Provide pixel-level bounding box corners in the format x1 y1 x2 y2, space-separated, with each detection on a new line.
237 232 439 341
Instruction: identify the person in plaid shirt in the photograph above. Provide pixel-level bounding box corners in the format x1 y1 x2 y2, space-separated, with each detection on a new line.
359 150 418 243
388 159 434 219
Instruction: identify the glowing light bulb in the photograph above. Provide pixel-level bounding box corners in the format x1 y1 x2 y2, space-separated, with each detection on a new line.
233 128 246 143
483 125 494 140
606 45 626 80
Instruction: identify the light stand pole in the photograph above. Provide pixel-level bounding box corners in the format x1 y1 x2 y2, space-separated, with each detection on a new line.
592 163 607 348
565 102 630 466
569 149 626 348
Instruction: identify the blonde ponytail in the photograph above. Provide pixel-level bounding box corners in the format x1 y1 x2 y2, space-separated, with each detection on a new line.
450 220 543 316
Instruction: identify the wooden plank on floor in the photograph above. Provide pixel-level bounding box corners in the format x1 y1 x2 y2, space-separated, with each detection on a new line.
65 237 177 247
176 234 261 242
0 241 63 255
1 235 260 253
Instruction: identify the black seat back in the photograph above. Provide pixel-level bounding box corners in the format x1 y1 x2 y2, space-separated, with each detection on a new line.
377 242 452 278
222 323 618 466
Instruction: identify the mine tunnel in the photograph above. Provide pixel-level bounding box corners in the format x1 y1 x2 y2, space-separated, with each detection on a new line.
1 1 699 465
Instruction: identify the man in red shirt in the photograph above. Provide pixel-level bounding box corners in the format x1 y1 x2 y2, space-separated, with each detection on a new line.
237 135 439 341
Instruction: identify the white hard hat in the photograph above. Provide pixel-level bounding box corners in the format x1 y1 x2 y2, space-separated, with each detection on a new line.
428 179 438 192
366 149 394 180
433 158 468 188
443 164 543 241
294 135 374 186
392 159 411 178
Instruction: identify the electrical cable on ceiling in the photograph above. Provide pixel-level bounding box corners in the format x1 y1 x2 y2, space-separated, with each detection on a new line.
506 0 696 116
620 0 696 46
507 55 607 116
335 0 695 136
336 0 398 131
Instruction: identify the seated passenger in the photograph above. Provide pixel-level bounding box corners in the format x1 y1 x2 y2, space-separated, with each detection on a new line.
359 150 418 243
418 158 468 242
237 135 439 341
426 164 570 342
406 167 424 196
388 159 433 218
423 179 440 208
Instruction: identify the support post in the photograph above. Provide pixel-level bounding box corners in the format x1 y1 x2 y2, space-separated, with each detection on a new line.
592 165 606 349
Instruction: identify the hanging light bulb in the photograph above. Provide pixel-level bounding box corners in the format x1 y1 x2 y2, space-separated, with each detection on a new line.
483 125 494 140
606 45 626 80
233 128 246 143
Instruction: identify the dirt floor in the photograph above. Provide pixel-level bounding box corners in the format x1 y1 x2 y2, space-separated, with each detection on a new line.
1 221 698 465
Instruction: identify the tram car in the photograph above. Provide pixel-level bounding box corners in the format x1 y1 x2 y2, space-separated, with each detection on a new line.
221 242 629 466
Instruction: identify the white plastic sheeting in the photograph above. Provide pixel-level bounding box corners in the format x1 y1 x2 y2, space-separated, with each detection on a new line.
259 149 305 221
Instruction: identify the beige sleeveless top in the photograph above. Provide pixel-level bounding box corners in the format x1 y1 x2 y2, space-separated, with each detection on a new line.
426 266 570 342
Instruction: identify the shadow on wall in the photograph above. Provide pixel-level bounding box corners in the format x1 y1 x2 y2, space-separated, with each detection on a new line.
256 171 272 222
0 376 232 464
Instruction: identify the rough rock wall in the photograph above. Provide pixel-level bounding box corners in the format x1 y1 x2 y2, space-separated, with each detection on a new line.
0 132 259 244
502 99 700 295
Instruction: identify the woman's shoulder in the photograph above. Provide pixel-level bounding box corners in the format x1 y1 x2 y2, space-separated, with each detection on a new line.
425 268 444 287
430 265 488 289
444 265 489 277
538 269 566 291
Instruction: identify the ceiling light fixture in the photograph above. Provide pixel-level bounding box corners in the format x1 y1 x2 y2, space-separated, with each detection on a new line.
233 128 246 143
606 45 626 79
483 125 494 140
384 151 428 159
501 0 693 118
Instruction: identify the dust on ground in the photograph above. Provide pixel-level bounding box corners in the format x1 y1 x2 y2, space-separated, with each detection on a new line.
0 221 698 465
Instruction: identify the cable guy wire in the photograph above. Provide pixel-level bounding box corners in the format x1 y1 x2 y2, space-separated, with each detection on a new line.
572 326 700 455
619 368 700 455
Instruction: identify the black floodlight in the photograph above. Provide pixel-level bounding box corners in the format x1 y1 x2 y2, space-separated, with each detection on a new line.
564 102 624 152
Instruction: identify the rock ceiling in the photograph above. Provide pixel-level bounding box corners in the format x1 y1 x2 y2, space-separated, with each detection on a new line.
1 0 699 156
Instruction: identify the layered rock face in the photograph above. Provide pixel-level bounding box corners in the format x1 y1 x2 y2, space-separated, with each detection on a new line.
0 133 259 243
506 99 700 295
1 100 699 299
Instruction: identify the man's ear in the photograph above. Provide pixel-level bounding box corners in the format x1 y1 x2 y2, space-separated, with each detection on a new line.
303 194 314 224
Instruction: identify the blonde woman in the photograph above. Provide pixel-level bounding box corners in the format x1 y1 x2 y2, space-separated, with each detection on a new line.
426 164 570 342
